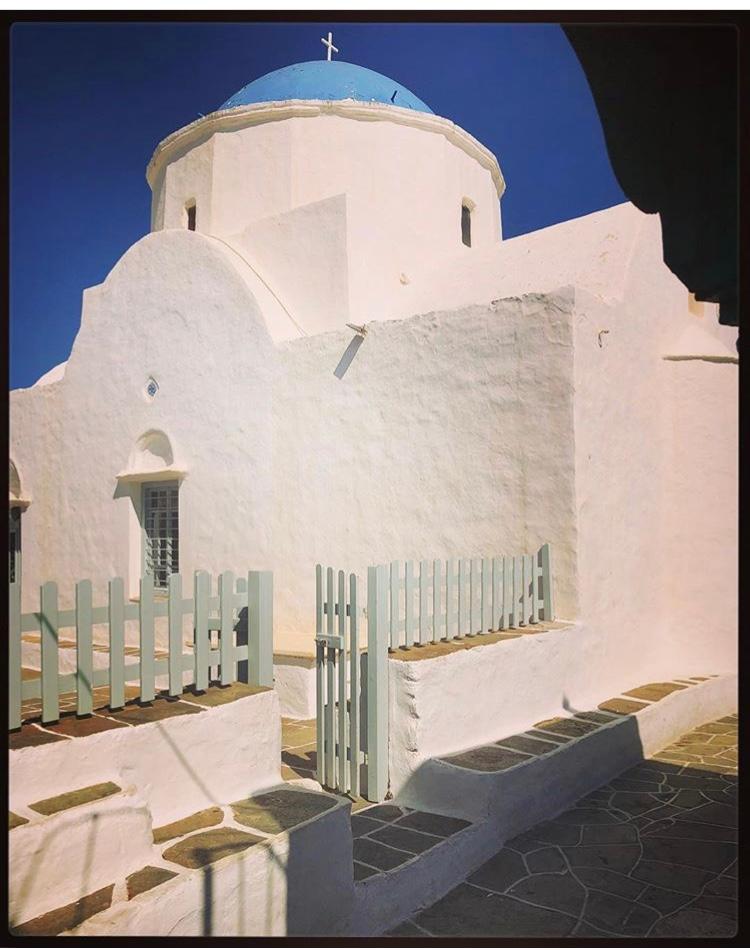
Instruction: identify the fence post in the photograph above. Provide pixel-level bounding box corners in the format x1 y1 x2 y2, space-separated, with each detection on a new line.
76 580 94 716
419 560 429 645
502 556 511 630
9 583 21 730
168 573 183 696
248 571 273 688
40 581 59 723
338 570 347 793
432 559 441 644
193 571 210 692
315 565 325 788
530 552 540 624
109 577 125 709
540 543 555 621
325 568 335 785
140 574 156 702
367 564 389 802
219 571 234 686
446 559 455 639
349 572 360 798
513 556 523 627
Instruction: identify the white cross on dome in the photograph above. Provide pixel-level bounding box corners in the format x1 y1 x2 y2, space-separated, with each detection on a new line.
321 31 339 62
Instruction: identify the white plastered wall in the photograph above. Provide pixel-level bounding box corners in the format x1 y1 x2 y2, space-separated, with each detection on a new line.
568 216 737 688
268 291 580 650
10 199 737 680
393 203 738 686
150 105 502 337
659 358 737 673
10 229 277 612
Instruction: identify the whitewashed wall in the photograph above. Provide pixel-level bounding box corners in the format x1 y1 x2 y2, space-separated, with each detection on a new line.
269 293 579 650
149 103 502 339
10 199 737 679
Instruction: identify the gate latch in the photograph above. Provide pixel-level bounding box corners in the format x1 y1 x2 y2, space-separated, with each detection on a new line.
315 633 345 650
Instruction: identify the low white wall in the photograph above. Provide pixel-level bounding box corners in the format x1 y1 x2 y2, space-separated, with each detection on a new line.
396 673 737 828
387 624 737 804
387 623 606 798
273 656 316 719
70 795 354 937
10 691 281 827
10 786 154 926
349 819 497 937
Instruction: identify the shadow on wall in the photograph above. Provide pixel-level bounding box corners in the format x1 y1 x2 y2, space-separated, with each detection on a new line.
334 334 365 379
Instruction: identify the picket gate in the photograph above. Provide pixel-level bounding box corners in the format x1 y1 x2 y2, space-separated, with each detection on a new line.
8 569 273 730
315 544 554 802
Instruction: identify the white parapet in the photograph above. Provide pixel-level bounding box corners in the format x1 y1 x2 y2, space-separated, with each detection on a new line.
10 785 154 926
396 673 737 832
69 793 354 937
273 655 316 720
10 689 282 828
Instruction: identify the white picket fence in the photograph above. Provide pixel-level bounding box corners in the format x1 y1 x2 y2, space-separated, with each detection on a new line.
316 544 555 802
8 569 273 730
382 543 554 650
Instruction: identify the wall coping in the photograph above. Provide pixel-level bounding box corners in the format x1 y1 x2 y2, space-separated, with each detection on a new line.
146 98 506 199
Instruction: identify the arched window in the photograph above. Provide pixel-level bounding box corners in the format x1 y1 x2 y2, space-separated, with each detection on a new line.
185 200 196 231
461 201 473 247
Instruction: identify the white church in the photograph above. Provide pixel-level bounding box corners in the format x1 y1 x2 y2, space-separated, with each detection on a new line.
10 51 737 716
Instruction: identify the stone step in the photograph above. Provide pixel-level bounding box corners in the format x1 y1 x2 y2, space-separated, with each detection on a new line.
13 783 354 937
397 675 736 837
9 781 155 927
347 802 498 936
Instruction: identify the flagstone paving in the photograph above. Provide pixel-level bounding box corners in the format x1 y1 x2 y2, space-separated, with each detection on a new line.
12 681 268 746
350 804 473 880
391 714 737 938
280 716 317 781
125 865 178 900
11 884 115 937
29 781 121 817
152 805 224 844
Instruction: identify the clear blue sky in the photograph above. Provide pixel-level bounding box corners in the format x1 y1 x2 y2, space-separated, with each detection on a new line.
10 20 625 389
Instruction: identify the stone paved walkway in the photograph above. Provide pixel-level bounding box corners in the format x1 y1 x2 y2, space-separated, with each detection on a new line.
281 717 317 781
391 714 737 939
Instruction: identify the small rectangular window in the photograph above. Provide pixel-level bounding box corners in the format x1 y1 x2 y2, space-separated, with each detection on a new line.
461 204 472 247
9 507 21 585
142 482 179 589
186 203 196 231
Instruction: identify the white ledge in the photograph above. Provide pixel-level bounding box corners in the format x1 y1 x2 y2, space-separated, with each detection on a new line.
146 98 505 199
115 468 187 484
9 496 31 510
662 354 738 364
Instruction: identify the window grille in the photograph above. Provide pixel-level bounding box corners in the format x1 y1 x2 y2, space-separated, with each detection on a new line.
143 482 179 589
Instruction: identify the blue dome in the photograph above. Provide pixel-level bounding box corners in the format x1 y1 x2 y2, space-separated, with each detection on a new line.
220 60 433 114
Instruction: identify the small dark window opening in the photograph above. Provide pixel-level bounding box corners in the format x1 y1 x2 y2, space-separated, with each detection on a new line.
461 204 472 247
186 202 196 231
9 507 21 586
